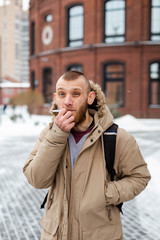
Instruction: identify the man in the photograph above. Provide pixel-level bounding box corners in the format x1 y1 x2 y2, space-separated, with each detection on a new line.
23 71 151 240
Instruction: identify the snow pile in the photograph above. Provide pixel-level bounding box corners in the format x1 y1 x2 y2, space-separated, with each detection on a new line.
114 114 160 132
114 114 145 131
0 106 52 140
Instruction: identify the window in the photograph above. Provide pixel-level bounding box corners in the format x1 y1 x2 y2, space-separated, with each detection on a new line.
15 43 19 59
4 89 13 94
42 68 53 103
104 0 125 43
68 5 84 47
31 21 35 55
18 89 24 94
103 62 125 106
31 71 35 90
149 62 160 106
15 23 19 29
67 64 83 72
45 14 53 23
22 26 28 32
150 0 160 41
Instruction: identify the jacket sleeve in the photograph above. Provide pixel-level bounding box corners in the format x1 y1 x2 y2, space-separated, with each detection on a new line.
23 122 69 189
105 128 151 206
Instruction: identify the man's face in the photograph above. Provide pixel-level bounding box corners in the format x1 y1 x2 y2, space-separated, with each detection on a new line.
54 76 90 126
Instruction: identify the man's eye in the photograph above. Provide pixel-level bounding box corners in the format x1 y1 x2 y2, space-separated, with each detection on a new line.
73 92 80 96
58 92 65 96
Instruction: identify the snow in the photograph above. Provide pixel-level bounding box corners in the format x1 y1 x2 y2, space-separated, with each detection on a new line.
114 114 160 132
0 81 30 88
0 106 52 140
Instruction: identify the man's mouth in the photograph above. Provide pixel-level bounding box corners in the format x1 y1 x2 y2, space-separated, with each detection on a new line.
66 109 75 112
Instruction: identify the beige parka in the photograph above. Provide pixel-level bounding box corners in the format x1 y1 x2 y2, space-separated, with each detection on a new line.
23 82 151 240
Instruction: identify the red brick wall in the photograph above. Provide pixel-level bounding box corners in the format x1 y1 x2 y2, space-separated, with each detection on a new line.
2 87 29 105
29 0 160 118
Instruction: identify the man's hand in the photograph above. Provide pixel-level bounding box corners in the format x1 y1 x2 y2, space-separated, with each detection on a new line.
55 109 75 132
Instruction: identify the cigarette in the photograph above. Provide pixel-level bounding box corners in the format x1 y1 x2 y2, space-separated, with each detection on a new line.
52 109 60 113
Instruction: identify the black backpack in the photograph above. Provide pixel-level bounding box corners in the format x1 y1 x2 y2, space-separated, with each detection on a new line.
103 123 123 213
41 123 123 213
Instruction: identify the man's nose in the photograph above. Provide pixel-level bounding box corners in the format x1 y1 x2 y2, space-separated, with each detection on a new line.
64 95 72 106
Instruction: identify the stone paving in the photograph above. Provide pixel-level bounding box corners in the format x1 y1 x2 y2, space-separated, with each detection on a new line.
0 130 160 240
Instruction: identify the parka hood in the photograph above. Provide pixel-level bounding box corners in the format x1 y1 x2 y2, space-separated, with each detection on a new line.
50 80 113 126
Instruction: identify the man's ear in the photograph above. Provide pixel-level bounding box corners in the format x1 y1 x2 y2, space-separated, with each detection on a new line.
53 93 56 100
87 91 96 105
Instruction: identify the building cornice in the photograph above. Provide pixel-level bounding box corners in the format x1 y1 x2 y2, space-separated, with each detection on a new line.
30 41 160 59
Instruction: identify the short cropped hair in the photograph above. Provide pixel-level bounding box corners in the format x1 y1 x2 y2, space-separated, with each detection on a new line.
60 71 91 93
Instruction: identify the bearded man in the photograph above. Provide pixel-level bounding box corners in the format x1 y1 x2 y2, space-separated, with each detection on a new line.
23 71 151 240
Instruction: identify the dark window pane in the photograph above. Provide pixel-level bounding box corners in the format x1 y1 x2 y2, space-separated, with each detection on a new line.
31 71 35 90
150 81 160 105
104 63 125 106
149 62 160 106
42 68 53 103
31 21 35 55
105 81 124 106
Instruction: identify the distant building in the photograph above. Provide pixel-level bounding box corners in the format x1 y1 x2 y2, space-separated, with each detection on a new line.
0 0 29 82
29 0 160 118
0 76 30 105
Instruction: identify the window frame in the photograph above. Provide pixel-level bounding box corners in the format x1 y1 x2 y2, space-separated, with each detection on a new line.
30 21 35 55
149 60 160 107
103 61 125 107
103 0 126 43
31 70 35 90
66 64 83 72
42 67 53 104
150 0 160 41
67 4 84 47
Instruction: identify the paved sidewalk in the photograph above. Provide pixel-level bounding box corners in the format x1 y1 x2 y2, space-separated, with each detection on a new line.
0 131 160 240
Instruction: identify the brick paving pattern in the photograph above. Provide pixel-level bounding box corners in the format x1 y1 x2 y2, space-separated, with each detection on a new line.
0 131 160 240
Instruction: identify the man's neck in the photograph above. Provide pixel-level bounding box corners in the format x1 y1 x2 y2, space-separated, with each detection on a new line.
73 113 93 132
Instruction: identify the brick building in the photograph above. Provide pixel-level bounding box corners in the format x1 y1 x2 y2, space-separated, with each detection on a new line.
0 77 30 105
29 0 160 118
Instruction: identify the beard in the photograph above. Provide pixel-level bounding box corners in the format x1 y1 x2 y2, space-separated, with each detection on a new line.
74 100 88 127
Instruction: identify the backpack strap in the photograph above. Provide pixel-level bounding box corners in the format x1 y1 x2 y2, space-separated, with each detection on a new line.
103 123 123 214
103 123 118 181
40 192 48 209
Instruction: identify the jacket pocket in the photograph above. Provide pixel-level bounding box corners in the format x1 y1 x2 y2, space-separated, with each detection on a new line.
82 206 122 240
40 212 59 238
82 223 122 240
41 226 58 240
